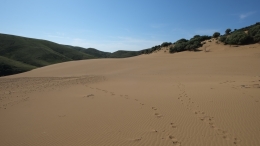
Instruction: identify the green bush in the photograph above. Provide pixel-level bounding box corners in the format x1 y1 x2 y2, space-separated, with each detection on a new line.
142 45 162 54
170 42 187 53
161 42 172 47
225 28 231 35
225 31 251 45
176 38 188 44
248 25 260 42
170 35 211 53
253 33 260 43
213 32 220 38
219 35 227 42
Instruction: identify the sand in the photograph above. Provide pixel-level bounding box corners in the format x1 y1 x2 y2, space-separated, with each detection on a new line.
0 40 260 146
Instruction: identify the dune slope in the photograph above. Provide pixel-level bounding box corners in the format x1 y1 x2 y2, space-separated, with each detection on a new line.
0 42 260 146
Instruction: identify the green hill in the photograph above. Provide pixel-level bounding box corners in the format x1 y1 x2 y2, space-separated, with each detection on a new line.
0 33 142 76
109 50 141 58
0 56 36 76
70 46 111 58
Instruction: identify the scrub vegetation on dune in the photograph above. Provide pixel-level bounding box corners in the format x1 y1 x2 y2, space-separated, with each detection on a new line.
169 35 211 53
219 22 260 45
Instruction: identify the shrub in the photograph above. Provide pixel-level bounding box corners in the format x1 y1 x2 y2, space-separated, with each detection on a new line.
225 28 231 35
225 31 251 45
170 41 187 53
219 35 227 43
170 35 211 53
213 32 220 38
248 25 260 43
254 33 260 43
176 38 188 44
161 42 172 47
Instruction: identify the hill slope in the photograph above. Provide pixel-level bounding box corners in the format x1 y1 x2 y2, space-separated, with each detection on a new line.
0 34 142 76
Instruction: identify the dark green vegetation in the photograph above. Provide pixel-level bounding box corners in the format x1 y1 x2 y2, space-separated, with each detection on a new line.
0 34 144 76
225 28 231 35
0 56 36 76
213 32 221 38
219 22 260 45
169 35 211 53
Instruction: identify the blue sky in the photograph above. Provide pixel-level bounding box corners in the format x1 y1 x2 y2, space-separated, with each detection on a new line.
0 0 259 52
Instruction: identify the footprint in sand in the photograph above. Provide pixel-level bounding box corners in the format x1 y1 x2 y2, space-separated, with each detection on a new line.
155 113 163 118
215 129 231 140
132 137 142 142
152 107 157 110
233 137 241 145
151 129 158 133
84 94 94 99
170 123 177 128
168 135 181 146
58 115 66 118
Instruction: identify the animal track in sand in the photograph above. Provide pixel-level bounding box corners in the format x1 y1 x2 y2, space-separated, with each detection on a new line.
86 94 94 97
132 137 142 142
83 94 94 99
168 135 181 146
233 137 241 145
58 115 66 118
177 82 241 144
154 113 163 118
241 84 260 89
170 123 177 128
152 107 157 110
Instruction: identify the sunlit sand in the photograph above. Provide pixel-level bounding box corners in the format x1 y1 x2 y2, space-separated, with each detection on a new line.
1 40 260 146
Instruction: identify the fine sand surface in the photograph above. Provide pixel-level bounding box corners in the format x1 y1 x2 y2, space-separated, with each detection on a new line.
1 40 260 146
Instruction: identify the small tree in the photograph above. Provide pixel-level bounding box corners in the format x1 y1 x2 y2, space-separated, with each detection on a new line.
213 32 220 38
225 31 251 45
161 42 172 47
225 28 231 35
248 25 260 43
219 35 227 43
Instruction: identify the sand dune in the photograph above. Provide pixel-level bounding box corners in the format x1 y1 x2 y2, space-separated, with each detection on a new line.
1 41 260 146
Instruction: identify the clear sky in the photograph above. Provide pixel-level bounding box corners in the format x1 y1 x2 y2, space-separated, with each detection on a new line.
1 0 259 52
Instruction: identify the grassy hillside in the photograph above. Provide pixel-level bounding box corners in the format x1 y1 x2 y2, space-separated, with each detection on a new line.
109 50 141 58
0 56 36 76
0 33 143 76
71 46 142 58
70 47 111 58
0 34 97 67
